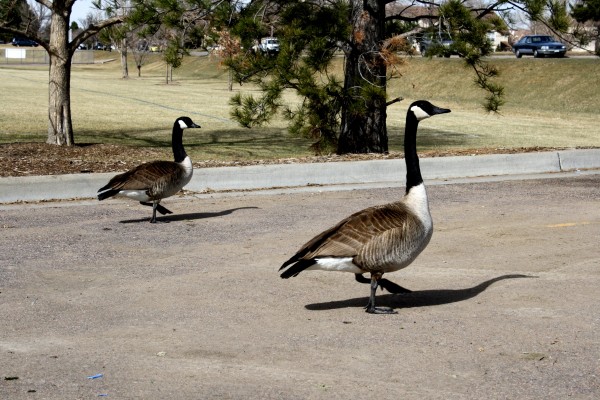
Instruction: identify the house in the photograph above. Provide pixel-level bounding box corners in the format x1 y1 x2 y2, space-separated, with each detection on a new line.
386 3 511 52
487 30 511 51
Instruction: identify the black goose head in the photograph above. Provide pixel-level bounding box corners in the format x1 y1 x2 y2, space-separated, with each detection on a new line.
403 100 450 192
171 117 201 163
175 116 201 130
408 100 451 122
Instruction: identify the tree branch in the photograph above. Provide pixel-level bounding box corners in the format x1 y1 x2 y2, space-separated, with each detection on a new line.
34 0 52 9
71 15 125 49
386 97 403 107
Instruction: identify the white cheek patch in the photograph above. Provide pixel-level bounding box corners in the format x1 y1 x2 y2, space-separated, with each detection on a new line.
178 120 188 129
410 105 431 121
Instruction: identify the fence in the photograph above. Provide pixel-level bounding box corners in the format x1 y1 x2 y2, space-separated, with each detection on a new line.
0 48 95 65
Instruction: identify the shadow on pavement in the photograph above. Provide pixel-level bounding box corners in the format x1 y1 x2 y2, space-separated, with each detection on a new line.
305 274 535 311
119 206 259 223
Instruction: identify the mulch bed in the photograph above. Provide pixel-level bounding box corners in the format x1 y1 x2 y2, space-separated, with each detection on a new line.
0 142 586 177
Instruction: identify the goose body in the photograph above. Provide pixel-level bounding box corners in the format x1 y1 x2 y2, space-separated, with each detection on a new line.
279 100 450 314
97 116 201 222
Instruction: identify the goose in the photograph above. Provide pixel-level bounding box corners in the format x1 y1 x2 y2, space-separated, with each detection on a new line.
279 100 450 314
97 116 201 223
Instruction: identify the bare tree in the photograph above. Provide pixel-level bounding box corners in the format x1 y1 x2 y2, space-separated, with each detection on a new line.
0 0 124 146
128 0 228 83
128 34 151 77
98 1 131 79
212 28 242 90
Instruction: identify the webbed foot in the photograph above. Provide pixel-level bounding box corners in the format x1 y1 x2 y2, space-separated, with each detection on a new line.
365 306 398 315
364 274 398 315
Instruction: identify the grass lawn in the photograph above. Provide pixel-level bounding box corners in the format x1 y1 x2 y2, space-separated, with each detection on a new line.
1 52 599 164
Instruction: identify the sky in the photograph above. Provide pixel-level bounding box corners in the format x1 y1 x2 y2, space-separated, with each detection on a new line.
71 0 96 23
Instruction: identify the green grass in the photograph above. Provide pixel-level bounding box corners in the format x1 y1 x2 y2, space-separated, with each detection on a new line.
1 52 599 162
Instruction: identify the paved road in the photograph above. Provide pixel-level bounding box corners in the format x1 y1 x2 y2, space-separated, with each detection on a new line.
1 174 599 399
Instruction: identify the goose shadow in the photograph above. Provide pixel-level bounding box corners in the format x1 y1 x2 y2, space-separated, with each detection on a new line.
305 274 535 311
119 206 259 224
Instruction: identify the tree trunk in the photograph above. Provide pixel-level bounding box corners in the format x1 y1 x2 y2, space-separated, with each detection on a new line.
121 38 128 79
337 0 388 154
47 8 74 146
596 22 600 55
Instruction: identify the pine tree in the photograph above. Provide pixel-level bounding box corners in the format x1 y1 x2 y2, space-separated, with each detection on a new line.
227 0 513 154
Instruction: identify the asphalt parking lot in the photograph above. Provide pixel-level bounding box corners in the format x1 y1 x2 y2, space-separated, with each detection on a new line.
1 173 599 399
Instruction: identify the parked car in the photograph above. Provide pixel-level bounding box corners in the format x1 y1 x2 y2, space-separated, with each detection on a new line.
418 33 457 58
252 37 280 55
512 35 566 58
12 37 38 47
93 42 108 51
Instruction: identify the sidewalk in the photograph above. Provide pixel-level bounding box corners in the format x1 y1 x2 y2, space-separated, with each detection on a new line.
1 149 599 203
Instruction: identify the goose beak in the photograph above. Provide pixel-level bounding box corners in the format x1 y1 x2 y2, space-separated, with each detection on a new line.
191 123 201 128
432 106 451 115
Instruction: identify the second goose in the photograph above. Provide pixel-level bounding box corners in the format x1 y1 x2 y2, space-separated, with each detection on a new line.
97 116 201 223
279 100 451 314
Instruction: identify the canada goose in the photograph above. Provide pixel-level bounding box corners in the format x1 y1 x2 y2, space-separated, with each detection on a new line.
279 100 450 314
97 116 201 223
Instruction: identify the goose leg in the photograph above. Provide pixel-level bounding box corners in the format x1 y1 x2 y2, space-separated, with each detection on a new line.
150 202 158 223
155 203 172 215
355 273 411 294
140 201 172 223
365 274 397 315
140 202 173 215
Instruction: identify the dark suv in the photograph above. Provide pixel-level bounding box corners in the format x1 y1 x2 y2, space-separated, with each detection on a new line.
12 37 38 47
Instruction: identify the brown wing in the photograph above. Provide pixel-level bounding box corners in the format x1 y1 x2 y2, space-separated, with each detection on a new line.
354 212 428 271
101 161 182 192
282 202 412 266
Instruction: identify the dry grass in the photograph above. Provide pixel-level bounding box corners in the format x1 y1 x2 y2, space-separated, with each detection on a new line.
386 57 600 151
0 55 316 161
1 54 599 164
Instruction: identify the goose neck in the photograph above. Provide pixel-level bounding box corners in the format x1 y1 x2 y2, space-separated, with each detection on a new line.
172 124 187 163
404 113 423 193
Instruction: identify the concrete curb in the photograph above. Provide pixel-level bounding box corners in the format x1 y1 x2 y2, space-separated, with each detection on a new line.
1 149 599 203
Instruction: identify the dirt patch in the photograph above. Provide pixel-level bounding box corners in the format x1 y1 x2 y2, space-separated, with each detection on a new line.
0 143 169 177
0 142 590 177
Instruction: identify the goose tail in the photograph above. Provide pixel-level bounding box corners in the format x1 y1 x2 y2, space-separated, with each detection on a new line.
279 259 316 279
97 188 120 201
